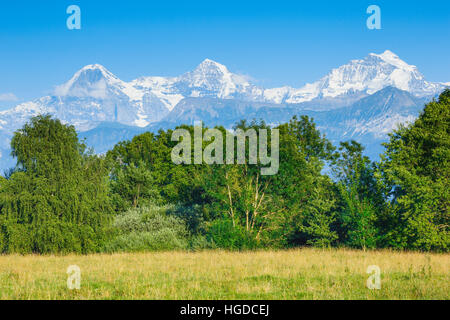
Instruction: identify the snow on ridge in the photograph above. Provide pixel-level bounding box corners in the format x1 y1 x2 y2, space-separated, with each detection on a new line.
0 52 448 134
278 50 445 103
370 50 417 72
48 52 447 110
54 64 146 102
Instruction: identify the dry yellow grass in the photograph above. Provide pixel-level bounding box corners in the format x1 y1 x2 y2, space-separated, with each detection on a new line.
0 248 448 300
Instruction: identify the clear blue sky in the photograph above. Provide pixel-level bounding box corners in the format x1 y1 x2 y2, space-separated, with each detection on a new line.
0 0 449 108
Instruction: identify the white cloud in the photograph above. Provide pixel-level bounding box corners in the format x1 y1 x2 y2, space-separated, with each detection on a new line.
0 93 18 102
54 79 108 99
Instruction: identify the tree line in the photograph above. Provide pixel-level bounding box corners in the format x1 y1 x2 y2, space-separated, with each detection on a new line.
0 90 448 254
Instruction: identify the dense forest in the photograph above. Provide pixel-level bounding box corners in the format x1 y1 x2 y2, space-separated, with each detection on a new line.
0 90 448 254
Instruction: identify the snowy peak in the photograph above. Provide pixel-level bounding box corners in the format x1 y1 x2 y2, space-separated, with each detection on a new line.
180 58 232 89
66 64 120 88
0 52 449 169
370 50 416 71
321 50 422 95
128 58 260 111
0 51 448 134
54 64 124 99
54 64 148 103
193 58 230 75
76 64 119 79
278 50 445 104
177 58 253 99
329 50 443 96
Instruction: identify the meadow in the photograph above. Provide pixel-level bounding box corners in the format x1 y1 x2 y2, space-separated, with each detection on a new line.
0 248 448 300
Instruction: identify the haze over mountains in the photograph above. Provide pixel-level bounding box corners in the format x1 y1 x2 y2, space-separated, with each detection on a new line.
0 50 448 170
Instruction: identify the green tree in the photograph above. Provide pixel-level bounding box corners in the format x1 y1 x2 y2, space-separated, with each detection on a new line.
200 121 278 247
201 117 338 248
110 160 160 211
332 141 382 250
272 116 337 248
106 128 206 206
380 90 450 251
0 115 112 253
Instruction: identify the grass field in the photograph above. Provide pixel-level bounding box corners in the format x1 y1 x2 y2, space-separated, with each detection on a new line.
0 249 448 300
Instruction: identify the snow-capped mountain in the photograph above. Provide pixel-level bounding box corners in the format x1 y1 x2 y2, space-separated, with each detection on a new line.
0 64 169 132
77 86 428 161
130 51 447 109
264 50 447 104
0 50 448 170
1 50 445 133
131 59 264 110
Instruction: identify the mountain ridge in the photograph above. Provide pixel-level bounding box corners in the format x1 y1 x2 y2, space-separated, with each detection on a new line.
0 51 448 170
2 50 446 131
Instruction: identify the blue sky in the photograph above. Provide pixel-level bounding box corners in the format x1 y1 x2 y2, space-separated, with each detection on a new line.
0 0 449 109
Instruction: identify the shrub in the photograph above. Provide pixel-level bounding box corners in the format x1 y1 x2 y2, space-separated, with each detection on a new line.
104 205 189 252
169 204 207 235
206 219 259 250
188 234 215 251
105 230 187 252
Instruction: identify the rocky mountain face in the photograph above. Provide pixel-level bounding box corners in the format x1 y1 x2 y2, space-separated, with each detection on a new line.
0 51 447 170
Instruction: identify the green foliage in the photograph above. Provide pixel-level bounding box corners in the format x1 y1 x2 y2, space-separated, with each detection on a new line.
110 160 161 211
185 117 338 249
270 116 338 248
293 187 338 248
206 219 259 250
0 115 112 254
104 205 189 252
106 129 206 206
380 90 449 251
199 120 284 248
1 89 448 254
332 141 382 249
170 204 207 235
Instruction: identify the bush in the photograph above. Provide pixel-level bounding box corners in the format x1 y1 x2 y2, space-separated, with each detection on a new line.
105 230 187 252
104 205 189 252
206 219 259 250
170 204 207 235
188 234 215 251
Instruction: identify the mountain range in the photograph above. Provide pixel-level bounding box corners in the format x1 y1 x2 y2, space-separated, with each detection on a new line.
0 50 448 170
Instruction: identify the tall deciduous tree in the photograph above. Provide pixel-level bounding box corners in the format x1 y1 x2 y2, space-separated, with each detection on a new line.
110 160 160 211
380 90 449 251
202 117 338 248
273 116 337 247
332 141 382 250
0 115 112 253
